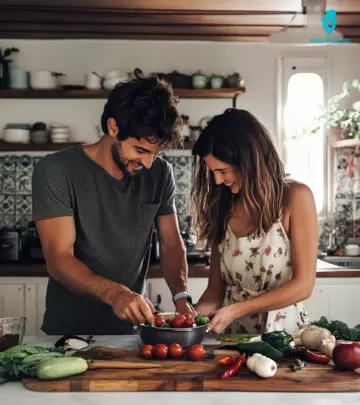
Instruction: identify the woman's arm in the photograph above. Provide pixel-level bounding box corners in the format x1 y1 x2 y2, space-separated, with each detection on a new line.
195 245 227 316
209 183 318 333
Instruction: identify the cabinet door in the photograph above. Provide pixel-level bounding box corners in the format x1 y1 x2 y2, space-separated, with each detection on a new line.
25 284 37 336
0 284 24 318
303 282 329 322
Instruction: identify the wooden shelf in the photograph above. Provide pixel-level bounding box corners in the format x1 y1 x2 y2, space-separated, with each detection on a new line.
0 88 245 100
0 142 82 152
332 139 360 148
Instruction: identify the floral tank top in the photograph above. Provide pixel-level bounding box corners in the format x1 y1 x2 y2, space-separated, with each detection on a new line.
219 220 309 334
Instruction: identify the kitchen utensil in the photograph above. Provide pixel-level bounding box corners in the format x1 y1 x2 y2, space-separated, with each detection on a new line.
139 312 208 347
5 123 31 130
9 67 28 89
3 128 30 143
103 76 127 90
345 244 360 256
85 72 103 89
105 69 127 79
0 317 26 351
210 75 224 89
30 71 63 89
192 71 208 89
30 130 49 144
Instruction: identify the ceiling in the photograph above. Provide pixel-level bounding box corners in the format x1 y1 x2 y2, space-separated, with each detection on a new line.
0 0 359 42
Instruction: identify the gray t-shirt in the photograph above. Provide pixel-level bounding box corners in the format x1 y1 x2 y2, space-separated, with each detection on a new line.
32 146 175 335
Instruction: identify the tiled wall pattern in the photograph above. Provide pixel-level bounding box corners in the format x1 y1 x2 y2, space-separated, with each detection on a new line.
0 152 192 230
0 155 42 227
161 151 193 230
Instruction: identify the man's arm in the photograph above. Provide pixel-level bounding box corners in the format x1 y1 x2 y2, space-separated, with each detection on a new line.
156 214 195 314
36 216 155 325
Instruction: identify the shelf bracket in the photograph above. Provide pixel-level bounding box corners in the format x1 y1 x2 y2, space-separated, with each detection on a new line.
232 94 239 108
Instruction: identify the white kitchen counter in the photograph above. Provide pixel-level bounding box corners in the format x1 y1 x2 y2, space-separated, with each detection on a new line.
0 335 359 405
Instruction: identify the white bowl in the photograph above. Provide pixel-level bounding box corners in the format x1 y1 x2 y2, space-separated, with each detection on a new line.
103 77 128 90
51 128 70 135
51 132 69 140
105 70 127 79
3 128 30 143
345 244 360 256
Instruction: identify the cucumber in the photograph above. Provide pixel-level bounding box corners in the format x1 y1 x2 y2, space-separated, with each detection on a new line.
37 357 88 380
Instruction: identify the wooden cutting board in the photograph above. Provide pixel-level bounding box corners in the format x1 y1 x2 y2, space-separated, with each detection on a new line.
23 346 360 392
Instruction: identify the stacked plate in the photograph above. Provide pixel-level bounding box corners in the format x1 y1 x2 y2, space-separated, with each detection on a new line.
50 124 71 143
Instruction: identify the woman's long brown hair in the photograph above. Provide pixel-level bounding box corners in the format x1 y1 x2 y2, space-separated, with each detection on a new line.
191 109 288 246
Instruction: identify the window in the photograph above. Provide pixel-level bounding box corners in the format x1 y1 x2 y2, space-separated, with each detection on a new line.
280 57 328 216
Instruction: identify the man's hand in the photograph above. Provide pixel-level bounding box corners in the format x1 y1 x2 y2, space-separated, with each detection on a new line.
111 289 156 325
175 298 197 316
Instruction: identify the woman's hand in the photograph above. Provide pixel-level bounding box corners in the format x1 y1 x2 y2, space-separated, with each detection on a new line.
208 304 242 334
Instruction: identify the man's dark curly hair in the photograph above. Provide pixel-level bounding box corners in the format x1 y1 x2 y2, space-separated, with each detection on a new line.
101 69 183 147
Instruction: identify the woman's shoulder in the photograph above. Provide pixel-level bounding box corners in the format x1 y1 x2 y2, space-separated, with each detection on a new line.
284 180 316 214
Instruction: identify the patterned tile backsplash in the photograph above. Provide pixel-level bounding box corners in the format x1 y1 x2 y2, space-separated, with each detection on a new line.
0 151 193 230
319 147 360 251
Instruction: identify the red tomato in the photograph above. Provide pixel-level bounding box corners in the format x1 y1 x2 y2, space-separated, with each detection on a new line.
154 315 165 327
140 345 153 359
152 344 168 359
183 317 195 327
184 313 194 319
171 314 186 328
168 343 184 359
187 344 206 361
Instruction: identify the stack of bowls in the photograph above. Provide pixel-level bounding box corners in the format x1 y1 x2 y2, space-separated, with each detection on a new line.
103 70 129 90
50 124 71 143
3 124 31 143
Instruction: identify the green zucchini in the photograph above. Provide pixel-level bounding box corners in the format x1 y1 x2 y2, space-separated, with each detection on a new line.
221 341 284 360
37 357 88 380
22 352 64 365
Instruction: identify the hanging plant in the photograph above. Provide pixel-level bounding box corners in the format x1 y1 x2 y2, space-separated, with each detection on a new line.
0 47 19 89
0 47 19 63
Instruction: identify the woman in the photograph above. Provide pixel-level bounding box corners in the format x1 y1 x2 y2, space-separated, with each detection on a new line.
192 109 318 335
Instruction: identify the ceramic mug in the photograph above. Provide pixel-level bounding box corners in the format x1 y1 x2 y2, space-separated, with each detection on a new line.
9 68 28 89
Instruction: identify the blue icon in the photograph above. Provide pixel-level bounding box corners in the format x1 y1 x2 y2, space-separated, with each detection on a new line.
321 10 337 35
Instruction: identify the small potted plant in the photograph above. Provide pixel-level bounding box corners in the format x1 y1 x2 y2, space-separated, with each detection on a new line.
311 79 360 142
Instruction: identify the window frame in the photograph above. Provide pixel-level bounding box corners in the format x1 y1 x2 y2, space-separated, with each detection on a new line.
277 56 331 223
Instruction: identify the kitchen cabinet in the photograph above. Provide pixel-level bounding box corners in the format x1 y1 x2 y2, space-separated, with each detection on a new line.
0 277 47 336
303 278 360 327
0 284 24 318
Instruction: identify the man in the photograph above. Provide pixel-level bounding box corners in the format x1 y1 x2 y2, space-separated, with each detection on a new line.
32 71 194 335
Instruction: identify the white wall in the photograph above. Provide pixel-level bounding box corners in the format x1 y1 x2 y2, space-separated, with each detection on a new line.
0 39 359 145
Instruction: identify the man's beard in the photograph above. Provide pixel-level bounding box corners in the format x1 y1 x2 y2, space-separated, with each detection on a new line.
111 143 131 180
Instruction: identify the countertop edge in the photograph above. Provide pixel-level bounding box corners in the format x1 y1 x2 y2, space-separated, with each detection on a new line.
1 262 360 278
